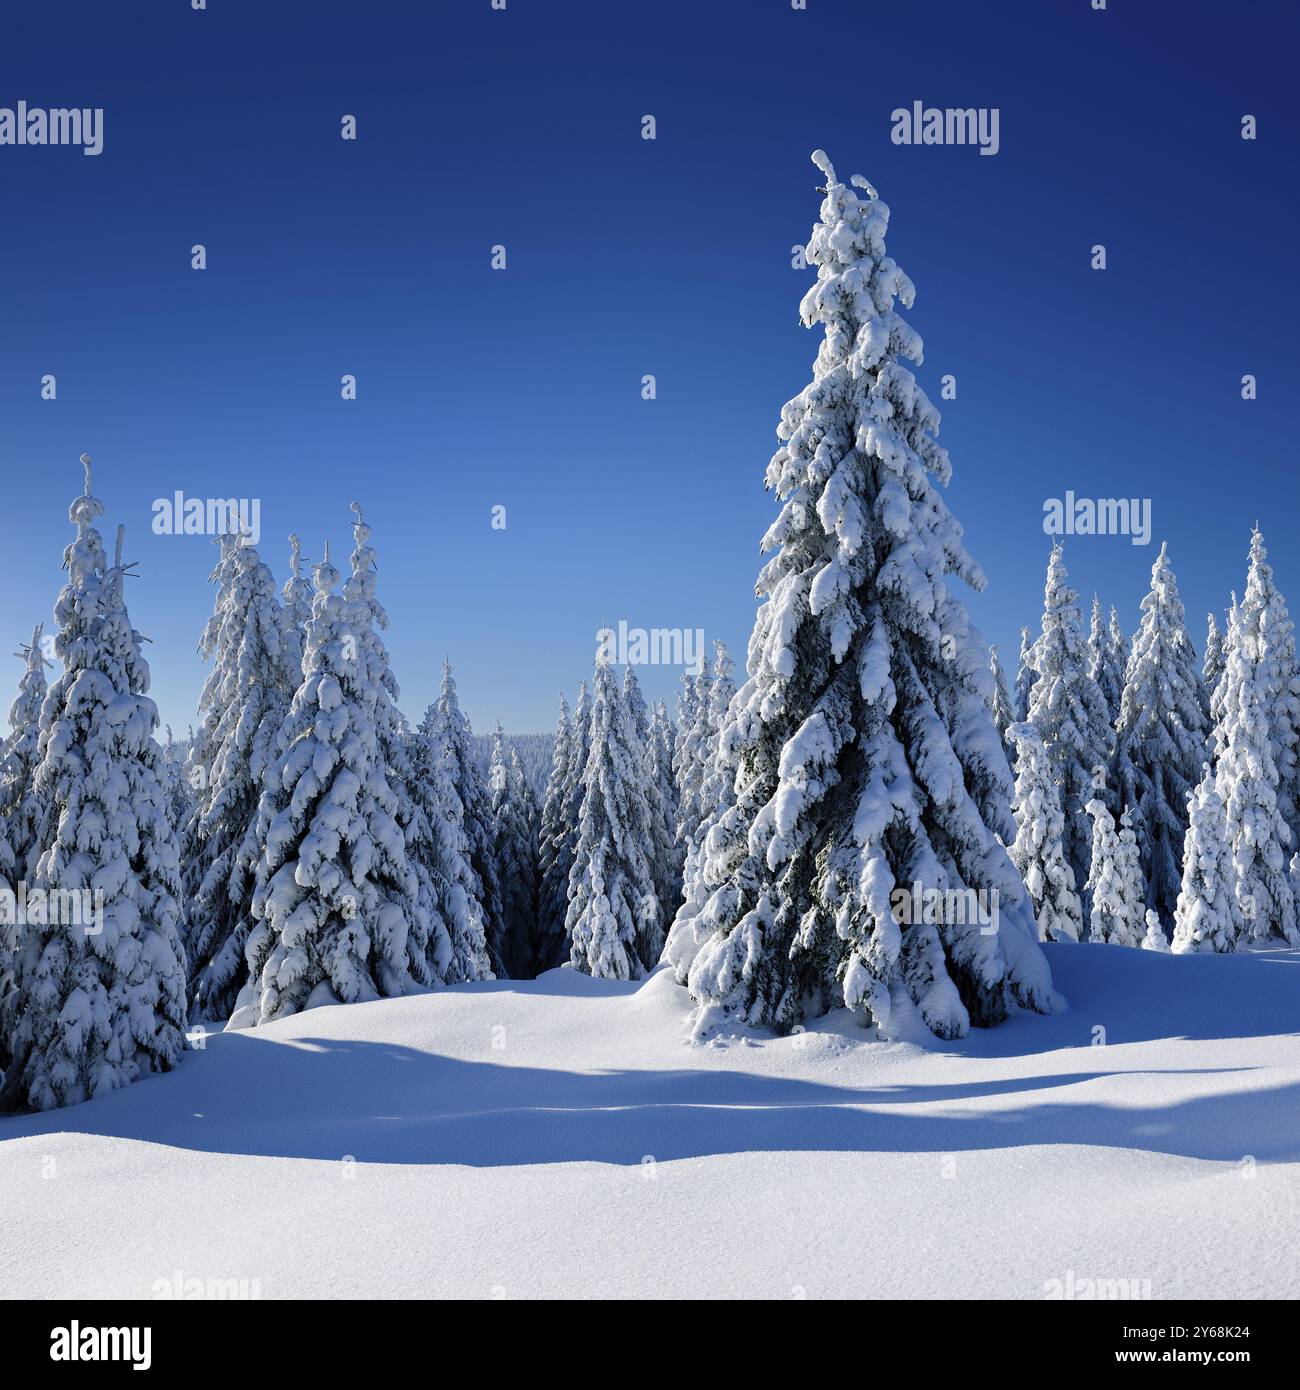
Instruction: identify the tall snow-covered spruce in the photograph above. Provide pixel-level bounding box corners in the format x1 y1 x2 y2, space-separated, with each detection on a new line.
0 830 12 1074
234 506 485 1027
1112 543 1208 926
344 506 492 989
1027 545 1115 890
663 640 739 978
672 666 712 870
648 698 683 927
428 658 505 974
666 153 1058 1039
1 458 187 1111
1210 531 1300 945
1087 594 1124 725
0 626 51 1073
534 692 575 969
0 625 52 884
281 533 314 640
184 533 302 1021
1108 606 1129 688
1210 597 1236 731
693 642 738 887
536 679 590 971
1171 765 1241 953
621 665 671 960
564 654 660 979
162 725 193 840
1202 612 1225 703
1084 800 1145 947
1007 721 1082 943
988 644 1016 760
1013 625 1035 723
488 723 538 978
406 699 492 985
1239 530 1300 841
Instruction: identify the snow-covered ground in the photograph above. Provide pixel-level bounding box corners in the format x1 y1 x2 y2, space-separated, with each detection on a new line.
2 944 1298 1300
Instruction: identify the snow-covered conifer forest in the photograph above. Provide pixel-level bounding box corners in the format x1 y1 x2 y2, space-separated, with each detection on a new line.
2 7 1297 1309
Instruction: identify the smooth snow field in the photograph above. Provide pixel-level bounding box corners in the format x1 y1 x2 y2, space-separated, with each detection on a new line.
2 944 1298 1300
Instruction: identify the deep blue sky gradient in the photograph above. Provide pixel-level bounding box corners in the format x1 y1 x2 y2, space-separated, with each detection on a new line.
2 0 1296 734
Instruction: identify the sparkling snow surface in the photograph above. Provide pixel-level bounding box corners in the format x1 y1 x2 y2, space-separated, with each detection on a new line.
2 945 1298 1299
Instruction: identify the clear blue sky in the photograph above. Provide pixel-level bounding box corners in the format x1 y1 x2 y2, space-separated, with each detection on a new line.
1 0 1296 735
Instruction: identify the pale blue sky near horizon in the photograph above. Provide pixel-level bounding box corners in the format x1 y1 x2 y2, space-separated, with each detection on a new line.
1 0 1296 736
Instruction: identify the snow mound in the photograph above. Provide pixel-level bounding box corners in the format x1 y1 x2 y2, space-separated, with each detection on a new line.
2 944 1298 1299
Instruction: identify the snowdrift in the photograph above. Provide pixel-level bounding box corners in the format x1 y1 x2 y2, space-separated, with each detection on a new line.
2 943 1297 1299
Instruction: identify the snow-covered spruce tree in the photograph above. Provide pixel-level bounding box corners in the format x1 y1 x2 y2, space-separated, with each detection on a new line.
1114 808 1148 947
517 751 542 918
1084 801 1145 947
0 625 52 883
1171 766 1241 953
672 640 738 913
1141 909 1169 952
1211 534 1300 945
1087 594 1124 725
1108 606 1129 683
0 461 187 1112
428 658 506 974
1 632 57 1072
1013 625 1035 722
1006 721 1082 943
697 641 737 827
649 698 683 922
516 748 542 852
345 504 492 987
1112 543 1209 926
0 627 48 1073
1241 530 1300 839
406 701 493 985
184 533 303 1021
672 666 713 871
668 153 1057 1039
534 693 574 969
161 725 193 844
621 665 671 957
1202 612 1225 709
1027 545 1115 891
488 724 538 978
234 510 443 1027
989 644 1016 761
654 700 680 816
673 671 703 805
0 821 13 1075
565 655 660 979
1209 597 1237 732
536 678 590 971
281 533 314 640
663 641 747 980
